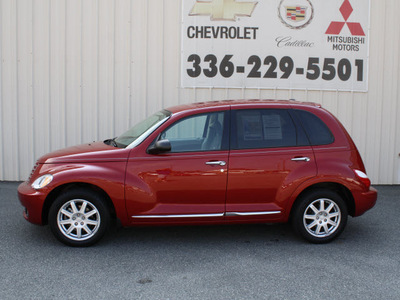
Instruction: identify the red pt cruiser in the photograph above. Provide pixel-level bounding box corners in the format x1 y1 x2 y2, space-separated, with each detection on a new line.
18 100 377 246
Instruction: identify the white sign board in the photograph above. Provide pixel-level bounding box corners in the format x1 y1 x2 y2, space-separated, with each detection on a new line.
181 0 370 91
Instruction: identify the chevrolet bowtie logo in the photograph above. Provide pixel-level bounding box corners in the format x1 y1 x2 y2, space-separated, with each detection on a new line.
189 0 258 21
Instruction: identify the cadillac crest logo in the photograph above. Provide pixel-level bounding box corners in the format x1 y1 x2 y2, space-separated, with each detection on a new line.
278 0 314 29
286 6 307 22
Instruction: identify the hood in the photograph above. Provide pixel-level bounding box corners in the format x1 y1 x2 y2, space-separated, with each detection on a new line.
38 141 129 163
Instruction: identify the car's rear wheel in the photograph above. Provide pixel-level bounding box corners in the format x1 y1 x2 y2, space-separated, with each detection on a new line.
292 189 348 243
48 189 110 247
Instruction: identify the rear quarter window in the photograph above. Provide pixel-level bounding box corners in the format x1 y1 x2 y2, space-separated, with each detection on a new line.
294 109 334 146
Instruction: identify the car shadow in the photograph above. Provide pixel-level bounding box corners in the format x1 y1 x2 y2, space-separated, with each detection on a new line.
102 222 299 248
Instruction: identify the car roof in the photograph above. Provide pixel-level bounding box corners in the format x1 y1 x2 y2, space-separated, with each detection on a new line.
166 99 321 114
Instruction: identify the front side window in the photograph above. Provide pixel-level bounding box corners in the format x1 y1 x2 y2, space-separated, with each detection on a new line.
232 109 304 149
161 112 225 152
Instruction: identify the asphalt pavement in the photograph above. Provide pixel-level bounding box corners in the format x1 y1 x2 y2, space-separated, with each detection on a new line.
1 182 399 299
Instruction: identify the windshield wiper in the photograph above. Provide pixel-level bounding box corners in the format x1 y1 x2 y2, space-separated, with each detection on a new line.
104 138 118 147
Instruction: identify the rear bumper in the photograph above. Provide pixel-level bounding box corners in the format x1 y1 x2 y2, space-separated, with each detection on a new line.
17 181 47 225
353 187 378 217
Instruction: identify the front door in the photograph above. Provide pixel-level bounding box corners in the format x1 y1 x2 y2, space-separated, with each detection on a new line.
125 111 229 223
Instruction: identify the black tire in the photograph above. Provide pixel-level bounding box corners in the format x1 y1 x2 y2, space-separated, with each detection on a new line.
48 189 110 247
291 189 348 244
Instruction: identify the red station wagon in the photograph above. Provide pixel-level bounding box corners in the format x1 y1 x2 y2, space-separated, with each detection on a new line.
18 100 377 246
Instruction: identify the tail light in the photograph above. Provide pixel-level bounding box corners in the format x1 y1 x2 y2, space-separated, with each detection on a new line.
354 170 371 189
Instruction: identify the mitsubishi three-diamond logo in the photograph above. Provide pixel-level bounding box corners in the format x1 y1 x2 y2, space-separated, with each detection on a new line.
326 0 365 36
189 0 258 21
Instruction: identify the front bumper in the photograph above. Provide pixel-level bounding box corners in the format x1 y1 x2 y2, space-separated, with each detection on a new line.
353 187 378 217
17 181 48 225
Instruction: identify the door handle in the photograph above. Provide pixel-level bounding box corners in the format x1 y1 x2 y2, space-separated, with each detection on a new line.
291 157 311 162
206 161 226 166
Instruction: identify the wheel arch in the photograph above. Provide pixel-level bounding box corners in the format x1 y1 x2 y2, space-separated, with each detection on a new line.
41 182 117 225
289 182 355 220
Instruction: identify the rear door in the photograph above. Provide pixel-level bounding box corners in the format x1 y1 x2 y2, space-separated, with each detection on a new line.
226 108 317 220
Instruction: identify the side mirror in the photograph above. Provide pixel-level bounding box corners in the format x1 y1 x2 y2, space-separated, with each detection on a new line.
147 139 171 154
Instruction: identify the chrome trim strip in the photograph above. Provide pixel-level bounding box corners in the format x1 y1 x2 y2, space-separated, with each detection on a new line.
132 211 281 219
225 211 281 217
132 213 224 219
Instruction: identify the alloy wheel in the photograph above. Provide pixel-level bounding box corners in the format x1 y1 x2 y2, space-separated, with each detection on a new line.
303 198 341 238
57 199 101 241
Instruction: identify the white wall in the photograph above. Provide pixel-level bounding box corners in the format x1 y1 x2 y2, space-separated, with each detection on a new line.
0 0 399 183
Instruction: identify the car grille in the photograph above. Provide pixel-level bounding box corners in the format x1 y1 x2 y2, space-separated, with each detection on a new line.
28 161 39 181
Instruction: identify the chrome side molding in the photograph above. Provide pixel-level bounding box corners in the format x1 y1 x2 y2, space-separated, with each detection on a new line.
132 213 224 219
132 211 281 219
225 211 281 217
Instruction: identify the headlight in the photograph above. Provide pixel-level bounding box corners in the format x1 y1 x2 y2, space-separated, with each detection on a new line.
31 174 53 190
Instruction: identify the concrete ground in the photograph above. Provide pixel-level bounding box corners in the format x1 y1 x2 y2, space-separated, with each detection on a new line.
0 182 399 299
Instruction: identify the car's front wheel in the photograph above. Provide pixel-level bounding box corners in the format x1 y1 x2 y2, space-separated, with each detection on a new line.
48 189 110 246
292 189 348 243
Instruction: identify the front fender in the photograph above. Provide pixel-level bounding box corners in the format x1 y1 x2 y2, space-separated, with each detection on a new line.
37 162 128 225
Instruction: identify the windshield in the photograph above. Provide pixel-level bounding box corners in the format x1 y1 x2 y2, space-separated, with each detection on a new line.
114 110 171 147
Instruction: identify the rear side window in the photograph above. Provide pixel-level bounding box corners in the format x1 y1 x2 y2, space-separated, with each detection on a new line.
232 109 308 149
294 110 334 146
